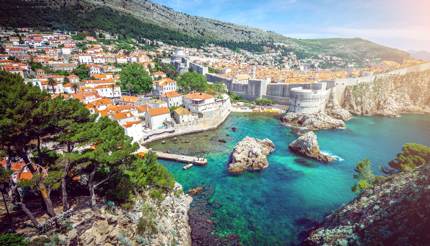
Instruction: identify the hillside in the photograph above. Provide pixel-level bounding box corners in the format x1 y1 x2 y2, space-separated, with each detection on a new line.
409 50 430 61
0 0 410 63
304 162 430 245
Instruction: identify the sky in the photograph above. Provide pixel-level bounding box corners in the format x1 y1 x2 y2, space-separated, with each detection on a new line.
152 0 430 52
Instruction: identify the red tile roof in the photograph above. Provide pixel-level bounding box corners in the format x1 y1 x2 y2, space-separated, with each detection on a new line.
147 107 170 117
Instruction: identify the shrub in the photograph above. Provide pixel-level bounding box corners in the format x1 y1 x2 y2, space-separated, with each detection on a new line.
351 159 376 193
389 143 430 171
137 203 158 235
0 233 28 246
255 98 273 106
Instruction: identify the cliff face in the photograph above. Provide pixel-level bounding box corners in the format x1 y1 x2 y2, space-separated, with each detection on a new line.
342 71 430 116
304 164 430 245
29 183 192 246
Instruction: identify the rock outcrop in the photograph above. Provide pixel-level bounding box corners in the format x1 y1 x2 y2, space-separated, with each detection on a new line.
343 71 430 117
281 112 346 131
289 132 335 163
304 163 430 245
228 137 275 174
326 91 352 121
30 183 192 246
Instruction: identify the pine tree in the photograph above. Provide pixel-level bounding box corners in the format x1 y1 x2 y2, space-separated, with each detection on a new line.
81 117 138 207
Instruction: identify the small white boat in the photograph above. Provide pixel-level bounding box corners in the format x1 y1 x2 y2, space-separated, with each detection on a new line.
183 163 193 170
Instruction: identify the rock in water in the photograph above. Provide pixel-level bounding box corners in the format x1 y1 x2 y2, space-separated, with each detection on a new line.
281 112 346 131
228 137 275 174
289 132 335 163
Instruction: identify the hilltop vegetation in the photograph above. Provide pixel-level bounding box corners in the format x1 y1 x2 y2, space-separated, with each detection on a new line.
0 0 410 63
0 71 174 230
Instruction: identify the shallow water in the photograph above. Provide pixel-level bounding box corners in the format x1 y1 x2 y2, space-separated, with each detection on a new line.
148 113 430 245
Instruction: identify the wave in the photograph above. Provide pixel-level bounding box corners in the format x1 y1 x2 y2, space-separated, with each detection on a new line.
320 151 344 161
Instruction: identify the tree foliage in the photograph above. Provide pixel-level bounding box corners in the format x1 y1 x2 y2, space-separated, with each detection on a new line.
207 83 227 95
389 143 430 172
177 72 208 93
120 63 153 95
72 64 90 80
0 71 49 156
0 233 28 246
255 98 274 106
0 71 175 229
153 62 178 79
351 159 376 193
125 152 175 193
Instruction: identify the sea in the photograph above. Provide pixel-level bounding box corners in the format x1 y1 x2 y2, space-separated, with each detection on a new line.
148 113 430 245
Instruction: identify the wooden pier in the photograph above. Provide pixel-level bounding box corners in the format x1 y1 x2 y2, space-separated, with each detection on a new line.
154 151 208 166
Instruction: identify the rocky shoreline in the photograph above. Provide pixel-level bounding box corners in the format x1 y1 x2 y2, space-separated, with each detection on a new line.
289 131 335 163
304 163 430 245
281 112 346 131
342 71 430 117
228 136 275 174
188 186 241 246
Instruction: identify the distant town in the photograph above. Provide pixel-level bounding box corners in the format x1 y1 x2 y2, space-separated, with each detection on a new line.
0 27 425 144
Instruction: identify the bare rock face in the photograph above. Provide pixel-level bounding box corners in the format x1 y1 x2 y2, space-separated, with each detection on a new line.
228 137 275 174
304 163 430 245
281 112 346 131
326 92 352 121
343 71 430 117
30 183 192 246
289 132 335 163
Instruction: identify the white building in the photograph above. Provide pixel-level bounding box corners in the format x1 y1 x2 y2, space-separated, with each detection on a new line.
172 107 195 124
145 107 172 129
153 78 177 97
88 65 102 75
79 55 92 64
183 92 217 117
94 85 122 98
160 91 183 108
116 57 128 64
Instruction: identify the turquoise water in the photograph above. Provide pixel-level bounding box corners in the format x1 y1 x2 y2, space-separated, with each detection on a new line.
148 113 430 245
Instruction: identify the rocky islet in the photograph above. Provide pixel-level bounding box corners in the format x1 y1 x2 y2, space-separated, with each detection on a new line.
227 136 275 174
288 131 335 163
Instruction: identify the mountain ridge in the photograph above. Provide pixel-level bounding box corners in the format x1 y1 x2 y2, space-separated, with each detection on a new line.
0 0 411 64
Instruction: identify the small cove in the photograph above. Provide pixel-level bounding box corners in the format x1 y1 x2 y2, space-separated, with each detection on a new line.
148 113 430 245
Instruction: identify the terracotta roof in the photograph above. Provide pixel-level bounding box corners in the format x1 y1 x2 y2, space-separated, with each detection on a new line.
153 71 165 75
97 109 109 117
147 107 170 117
93 74 107 79
71 92 99 102
136 105 148 113
185 92 214 101
106 105 133 113
121 96 139 103
123 120 142 128
1 160 33 181
112 112 134 120
83 79 114 84
162 91 182 98
155 78 176 87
